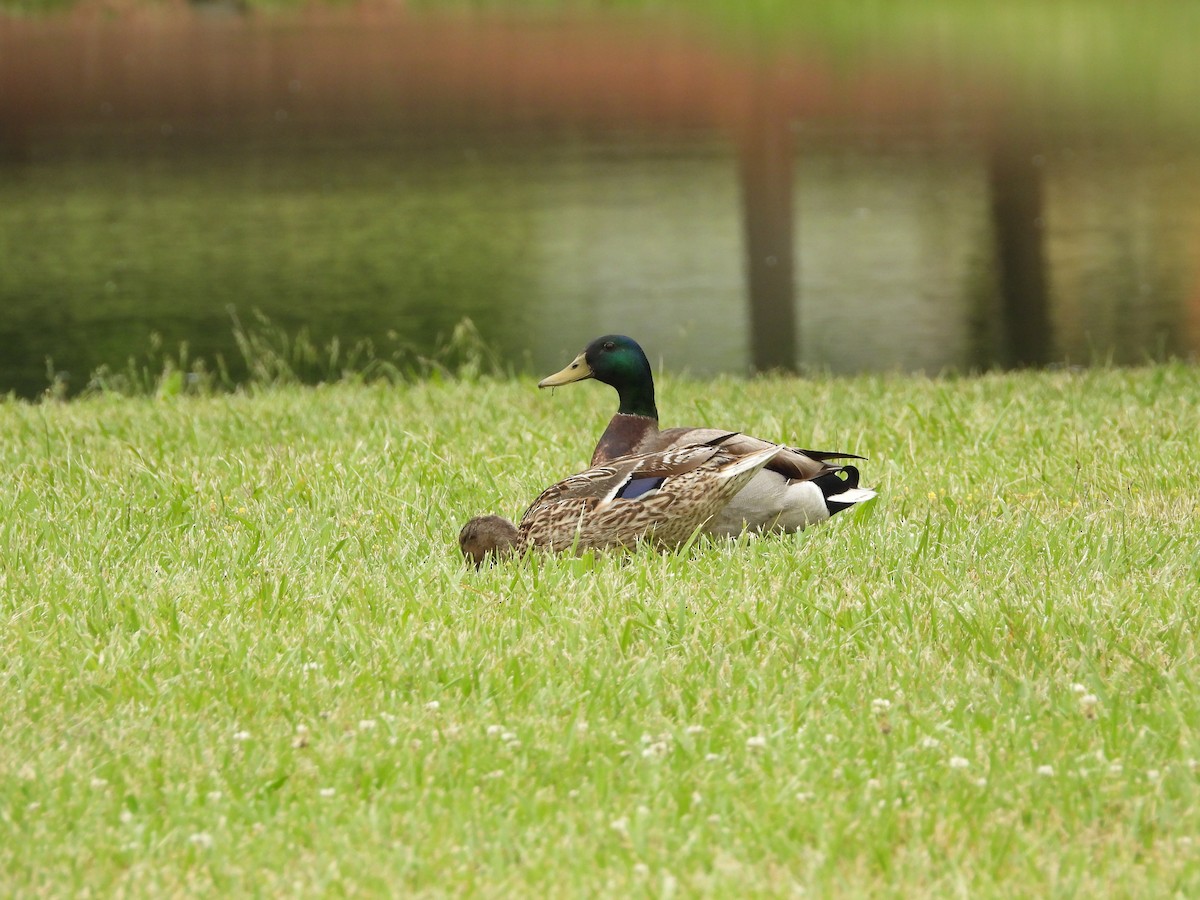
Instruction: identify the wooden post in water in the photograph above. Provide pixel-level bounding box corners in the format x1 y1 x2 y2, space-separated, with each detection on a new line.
987 137 1052 367
0 109 30 164
737 72 797 373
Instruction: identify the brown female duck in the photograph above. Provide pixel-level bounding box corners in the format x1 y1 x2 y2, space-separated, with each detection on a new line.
458 435 782 566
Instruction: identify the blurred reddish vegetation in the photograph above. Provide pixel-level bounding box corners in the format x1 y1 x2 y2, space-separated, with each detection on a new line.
0 0 991 150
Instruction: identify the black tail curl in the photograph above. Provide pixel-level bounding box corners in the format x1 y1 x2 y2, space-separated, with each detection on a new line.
813 465 861 515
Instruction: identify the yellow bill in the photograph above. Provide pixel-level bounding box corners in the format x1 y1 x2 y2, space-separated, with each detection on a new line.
537 352 592 388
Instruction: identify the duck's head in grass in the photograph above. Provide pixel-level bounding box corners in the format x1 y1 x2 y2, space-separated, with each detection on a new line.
458 515 520 568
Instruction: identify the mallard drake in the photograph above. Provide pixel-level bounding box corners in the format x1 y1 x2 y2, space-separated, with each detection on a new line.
459 434 784 567
537 334 876 535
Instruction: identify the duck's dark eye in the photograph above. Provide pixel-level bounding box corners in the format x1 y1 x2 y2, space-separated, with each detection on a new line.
603 341 615 351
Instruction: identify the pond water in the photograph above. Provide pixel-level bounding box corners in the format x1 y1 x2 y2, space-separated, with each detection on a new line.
2 130 1197 398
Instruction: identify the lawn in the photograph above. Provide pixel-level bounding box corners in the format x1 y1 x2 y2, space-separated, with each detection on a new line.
2 364 1198 895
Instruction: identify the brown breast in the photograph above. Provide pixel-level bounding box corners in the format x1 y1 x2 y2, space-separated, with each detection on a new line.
591 414 660 465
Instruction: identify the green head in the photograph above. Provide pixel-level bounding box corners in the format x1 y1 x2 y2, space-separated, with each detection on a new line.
538 335 658 419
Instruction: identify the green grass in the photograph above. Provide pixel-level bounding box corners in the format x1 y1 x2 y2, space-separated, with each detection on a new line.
2 364 1199 895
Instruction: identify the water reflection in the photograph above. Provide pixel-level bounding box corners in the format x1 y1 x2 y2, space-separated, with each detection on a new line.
1 7 1198 397
2 133 1197 397
531 136 1199 376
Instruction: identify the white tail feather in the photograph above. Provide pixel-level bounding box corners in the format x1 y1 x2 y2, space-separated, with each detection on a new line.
828 487 876 505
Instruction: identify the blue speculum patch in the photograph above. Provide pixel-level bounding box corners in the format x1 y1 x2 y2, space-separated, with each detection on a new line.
618 476 666 500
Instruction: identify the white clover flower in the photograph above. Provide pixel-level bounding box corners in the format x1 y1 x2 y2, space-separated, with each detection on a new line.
1037 765 1055 777
501 731 517 743
1071 683 1087 694
975 777 988 788
610 817 629 834
866 778 881 790
425 700 440 711
633 863 650 877
207 791 223 802
705 753 722 762
486 724 503 737
358 719 377 731
319 787 336 798
920 736 941 749
871 698 892 713
686 724 705 735
188 832 214 848
90 777 109 789
1147 769 1161 781
949 756 970 769
746 735 767 750
232 730 251 742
